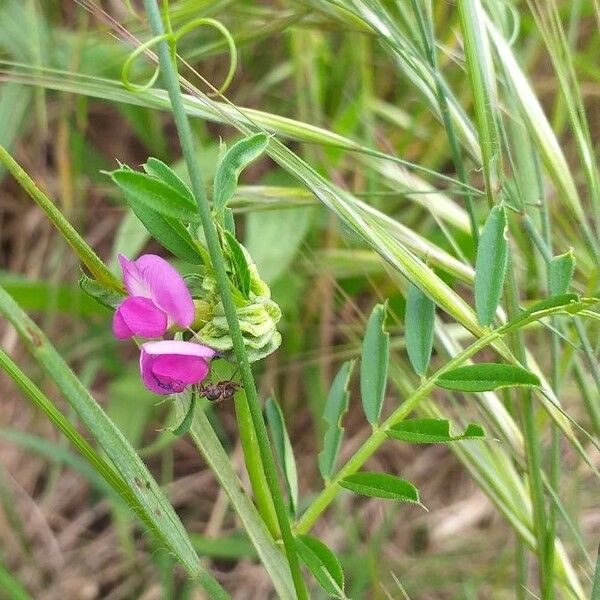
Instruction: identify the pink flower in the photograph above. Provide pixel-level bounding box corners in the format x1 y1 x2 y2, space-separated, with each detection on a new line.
140 340 217 395
112 254 195 339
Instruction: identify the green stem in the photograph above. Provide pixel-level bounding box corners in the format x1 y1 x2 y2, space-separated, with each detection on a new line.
0 145 122 292
504 255 550 598
234 392 280 538
141 3 307 598
173 400 295 600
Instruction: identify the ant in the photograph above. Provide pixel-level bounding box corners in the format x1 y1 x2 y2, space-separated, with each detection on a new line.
198 367 241 404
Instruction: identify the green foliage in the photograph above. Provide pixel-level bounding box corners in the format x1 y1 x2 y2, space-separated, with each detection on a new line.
224 230 251 299
387 418 485 444
405 284 435 376
437 363 540 392
265 397 299 516
79 272 125 310
549 251 575 296
109 168 199 222
213 133 269 216
360 303 389 424
319 361 354 480
295 534 346 599
474 205 508 327
340 472 420 503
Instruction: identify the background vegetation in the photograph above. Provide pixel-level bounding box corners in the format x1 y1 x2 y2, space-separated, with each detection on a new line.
0 0 598 598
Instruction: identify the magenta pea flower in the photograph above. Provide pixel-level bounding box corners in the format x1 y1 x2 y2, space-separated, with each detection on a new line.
112 254 195 340
140 340 217 395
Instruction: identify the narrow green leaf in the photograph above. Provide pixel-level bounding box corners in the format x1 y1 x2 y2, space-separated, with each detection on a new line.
110 169 200 223
405 285 435 376
549 250 575 296
295 534 346 599
128 202 204 264
213 133 269 215
265 397 299 516
224 231 251 298
0 558 34 600
79 272 125 310
387 418 485 444
592 544 600 600
171 393 197 437
318 360 354 480
360 303 389 424
0 286 226 595
438 363 540 392
475 205 508 326
223 207 236 235
340 472 420 503
144 157 194 202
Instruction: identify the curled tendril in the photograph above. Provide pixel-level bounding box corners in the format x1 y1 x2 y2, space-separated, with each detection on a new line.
121 33 171 93
173 18 238 97
121 16 238 97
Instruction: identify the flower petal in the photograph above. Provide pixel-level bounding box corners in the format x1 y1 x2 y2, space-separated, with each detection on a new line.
132 255 196 329
139 340 215 395
117 297 168 339
142 340 217 359
112 306 133 339
119 254 151 298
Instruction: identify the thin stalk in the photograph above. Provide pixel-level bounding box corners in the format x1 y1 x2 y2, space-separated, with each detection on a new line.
0 144 122 291
409 0 479 242
539 149 560 600
504 255 550 598
141 2 307 597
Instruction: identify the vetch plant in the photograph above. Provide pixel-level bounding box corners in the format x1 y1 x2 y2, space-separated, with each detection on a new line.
0 0 599 599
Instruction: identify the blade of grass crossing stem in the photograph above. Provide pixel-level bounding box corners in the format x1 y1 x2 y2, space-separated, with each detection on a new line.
0 287 229 599
0 145 122 292
456 0 502 204
140 3 308 597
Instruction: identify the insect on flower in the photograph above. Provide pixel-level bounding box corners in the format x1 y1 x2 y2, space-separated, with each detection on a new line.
199 379 241 403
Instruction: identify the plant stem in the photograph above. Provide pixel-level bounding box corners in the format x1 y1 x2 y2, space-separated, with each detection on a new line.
0 144 122 292
296 327 502 533
504 255 550 597
141 3 307 597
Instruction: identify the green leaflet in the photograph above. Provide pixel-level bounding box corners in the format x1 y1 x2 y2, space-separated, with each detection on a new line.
340 472 420 503
171 392 197 437
318 360 354 480
387 418 485 444
475 205 508 327
224 230 251 299
213 133 269 215
79 272 125 310
360 303 389 424
143 157 194 202
549 250 575 296
265 397 299 516
437 363 540 392
405 284 435 376
110 168 200 223
295 534 346 599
